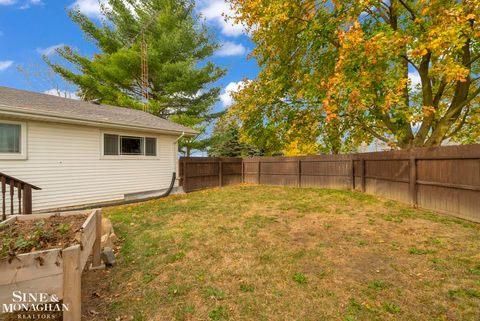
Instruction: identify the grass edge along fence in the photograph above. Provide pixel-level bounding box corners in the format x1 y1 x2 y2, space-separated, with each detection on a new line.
179 144 480 223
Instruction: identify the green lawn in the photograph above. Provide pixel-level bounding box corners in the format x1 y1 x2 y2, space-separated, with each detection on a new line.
86 185 480 321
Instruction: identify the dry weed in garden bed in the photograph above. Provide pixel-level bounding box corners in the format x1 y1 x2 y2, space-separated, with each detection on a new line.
0 214 88 260
83 185 480 321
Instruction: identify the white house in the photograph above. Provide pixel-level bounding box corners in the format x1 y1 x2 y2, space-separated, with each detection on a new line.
0 86 197 212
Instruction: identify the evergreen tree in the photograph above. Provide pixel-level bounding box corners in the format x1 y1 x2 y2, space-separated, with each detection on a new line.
46 0 225 154
208 118 262 157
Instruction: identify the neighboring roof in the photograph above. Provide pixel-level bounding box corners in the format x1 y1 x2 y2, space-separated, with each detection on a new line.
0 86 198 136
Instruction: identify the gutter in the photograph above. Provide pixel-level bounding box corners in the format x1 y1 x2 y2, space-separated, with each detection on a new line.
0 105 198 137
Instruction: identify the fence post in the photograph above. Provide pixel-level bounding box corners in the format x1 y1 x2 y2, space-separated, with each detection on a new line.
361 159 366 193
218 159 223 187
298 159 301 188
241 160 244 183
182 159 187 193
350 156 355 191
258 160 261 185
409 155 417 207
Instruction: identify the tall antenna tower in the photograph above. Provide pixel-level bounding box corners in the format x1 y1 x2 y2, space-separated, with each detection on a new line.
123 13 158 112
141 31 149 112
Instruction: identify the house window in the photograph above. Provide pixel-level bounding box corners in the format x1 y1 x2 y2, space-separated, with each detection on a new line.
104 134 119 155
0 123 21 153
121 136 144 155
0 121 27 160
102 133 157 157
145 137 156 156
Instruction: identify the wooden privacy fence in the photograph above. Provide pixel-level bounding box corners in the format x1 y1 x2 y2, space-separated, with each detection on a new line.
179 157 243 192
180 144 480 223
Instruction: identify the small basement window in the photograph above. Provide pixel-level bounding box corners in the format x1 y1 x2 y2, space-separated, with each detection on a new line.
103 133 157 157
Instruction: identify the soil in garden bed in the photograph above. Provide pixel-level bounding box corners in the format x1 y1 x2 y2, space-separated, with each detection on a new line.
0 214 89 260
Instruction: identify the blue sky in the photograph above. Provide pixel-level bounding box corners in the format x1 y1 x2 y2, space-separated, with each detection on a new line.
0 0 259 112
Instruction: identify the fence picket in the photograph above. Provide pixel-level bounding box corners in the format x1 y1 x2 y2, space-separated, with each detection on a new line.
179 144 480 222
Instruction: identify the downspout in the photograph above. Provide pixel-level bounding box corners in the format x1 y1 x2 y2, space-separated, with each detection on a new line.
173 131 185 188
173 131 185 172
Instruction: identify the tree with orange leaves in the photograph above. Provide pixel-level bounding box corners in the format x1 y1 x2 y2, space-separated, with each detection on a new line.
227 0 479 154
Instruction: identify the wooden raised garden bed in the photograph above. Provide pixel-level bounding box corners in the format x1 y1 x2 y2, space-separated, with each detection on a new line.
0 209 102 321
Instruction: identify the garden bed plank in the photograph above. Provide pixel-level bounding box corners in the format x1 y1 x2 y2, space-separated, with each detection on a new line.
79 210 98 269
15 210 91 221
1 209 102 321
0 248 63 285
63 245 81 321
0 273 63 304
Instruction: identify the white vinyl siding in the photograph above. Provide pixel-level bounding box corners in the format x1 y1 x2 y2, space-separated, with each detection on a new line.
0 120 178 212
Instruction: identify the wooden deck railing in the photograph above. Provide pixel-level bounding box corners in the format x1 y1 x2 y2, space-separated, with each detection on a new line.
0 172 41 221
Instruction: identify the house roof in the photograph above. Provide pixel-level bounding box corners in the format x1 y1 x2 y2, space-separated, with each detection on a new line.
0 86 198 136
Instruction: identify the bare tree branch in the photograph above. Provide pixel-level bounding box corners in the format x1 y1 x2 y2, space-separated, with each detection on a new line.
401 55 419 71
467 54 480 67
445 107 470 139
398 0 417 20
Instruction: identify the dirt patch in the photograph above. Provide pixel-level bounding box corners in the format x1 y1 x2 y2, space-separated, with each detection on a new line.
81 267 112 320
0 214 88 260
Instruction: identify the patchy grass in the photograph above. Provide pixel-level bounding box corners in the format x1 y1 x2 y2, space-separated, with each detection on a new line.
85 185 480 321
368 280 392 291
293 272 309 285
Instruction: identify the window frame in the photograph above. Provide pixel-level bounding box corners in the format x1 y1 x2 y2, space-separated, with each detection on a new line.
0 120 27 160
145 137 157 156
100 131 159 159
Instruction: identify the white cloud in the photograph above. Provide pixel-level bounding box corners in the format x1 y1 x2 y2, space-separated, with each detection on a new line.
44 89 79 100
0 60 13 71
69 0 137 19
216 41 247 57
36 44 65 56
70 0 109 19
198 0 246 37
20 0 43 9
409 71 421 89
0 0 16 5
220 80 249 107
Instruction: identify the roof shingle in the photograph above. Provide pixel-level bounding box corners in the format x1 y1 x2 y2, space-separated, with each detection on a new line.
0 86 197 135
